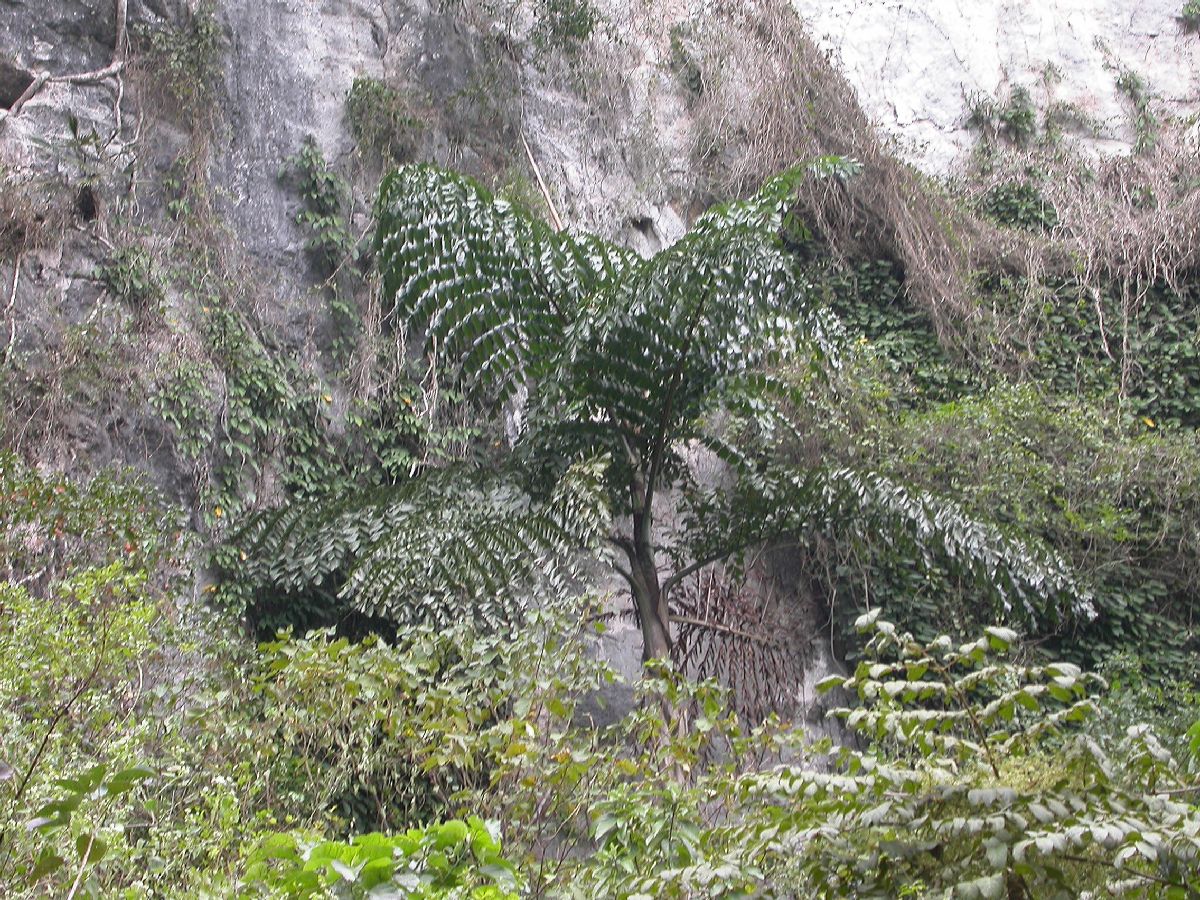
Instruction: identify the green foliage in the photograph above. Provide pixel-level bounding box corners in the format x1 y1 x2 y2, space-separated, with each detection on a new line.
0 455 420 895
201 305 297 475
150 359 216 461
787 611 1200 897
816 258 977 403
370 163 819 652
97 245 164 313
811 383 1200 673
5 459 1197 899
0 451 171 581
794 465 1090 631
347 369 494 484
232 457 610 634
668 23 704 97
982 276 1200 430
1115 69 1158 153
241 820 519 898
235 162 1093 660
193 300 355 523
1184 0 1200 31
134 4 224 131
978 179 1059 230
280 136 364 361
1098 653 1200 771
161 151 216 225
999 86 1037 145
0 567 158 894
345 77 422 164
968 86 1038 147
0 457 258 897
281 136 355 275
530 0 601 56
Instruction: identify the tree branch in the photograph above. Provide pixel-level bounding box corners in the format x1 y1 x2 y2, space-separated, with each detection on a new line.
660 533 772 600
0 0 127 132
520 130 563 232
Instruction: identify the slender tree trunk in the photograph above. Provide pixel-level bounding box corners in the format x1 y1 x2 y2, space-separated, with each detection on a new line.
628 509 672 662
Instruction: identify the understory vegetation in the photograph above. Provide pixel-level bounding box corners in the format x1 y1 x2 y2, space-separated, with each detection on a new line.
3 0 1200 897
3 451 1199 897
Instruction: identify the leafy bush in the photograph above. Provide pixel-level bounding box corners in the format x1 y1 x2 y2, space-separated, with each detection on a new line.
150 359 216 461
968 86 1038 147
815 257 977 403
280 136 354 275
801 382 1200 675
240 820 519 898
530 0 600 56
134 4 224 132
4 459 1196 899
668 23 705 97
1185 0 1200 31
789 611 1200 896
979 179 1059 230
998 86 1038 146
1115 69 1158 153
97 246 164 313
345 77 422 164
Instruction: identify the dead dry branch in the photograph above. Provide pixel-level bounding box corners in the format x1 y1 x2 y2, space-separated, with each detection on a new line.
688 0 988 347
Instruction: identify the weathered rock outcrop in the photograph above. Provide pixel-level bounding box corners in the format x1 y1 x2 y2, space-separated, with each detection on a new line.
795 0 1200 171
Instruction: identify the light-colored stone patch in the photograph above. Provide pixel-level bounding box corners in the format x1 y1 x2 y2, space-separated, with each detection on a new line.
793 0 1200 171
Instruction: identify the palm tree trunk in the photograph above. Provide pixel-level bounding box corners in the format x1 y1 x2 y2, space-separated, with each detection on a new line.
628 509 672 662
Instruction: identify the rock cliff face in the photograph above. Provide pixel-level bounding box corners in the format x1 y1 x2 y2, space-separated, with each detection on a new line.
1 0 1196 713
795 0 1200 171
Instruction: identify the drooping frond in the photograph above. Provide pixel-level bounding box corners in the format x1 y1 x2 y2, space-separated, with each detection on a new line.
233 458 611 631
375 166 639 404
807 467 1093 627
674 461 1092 631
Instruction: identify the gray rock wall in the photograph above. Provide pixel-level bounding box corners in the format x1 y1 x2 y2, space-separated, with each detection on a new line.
794 0 1200 172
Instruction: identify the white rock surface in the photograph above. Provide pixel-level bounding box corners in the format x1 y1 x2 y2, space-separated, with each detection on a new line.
793 0 1200 171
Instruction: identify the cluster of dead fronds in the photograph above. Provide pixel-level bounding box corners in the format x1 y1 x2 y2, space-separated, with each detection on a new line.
671 566 806 725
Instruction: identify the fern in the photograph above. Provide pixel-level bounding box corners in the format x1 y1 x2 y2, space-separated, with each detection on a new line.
229 161 1091 666
235 459 609 631
376 166 638 405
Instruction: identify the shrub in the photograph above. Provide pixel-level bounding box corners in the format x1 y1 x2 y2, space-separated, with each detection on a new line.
1185 0 1200 31
280 136 353 275
133 4 224 133
345 76 422 164
978 179 1059 230
97 245 164 313
239 820 519 897
530 0 600 56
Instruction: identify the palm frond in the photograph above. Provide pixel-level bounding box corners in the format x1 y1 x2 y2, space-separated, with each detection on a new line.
233 459 611 631
376 166 638 404
809 467 1093 628
671 456 1092 632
